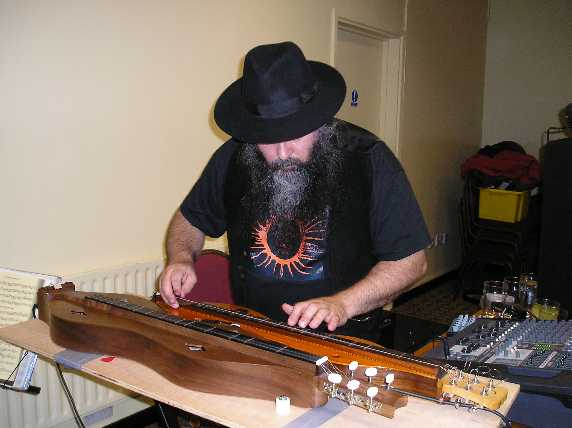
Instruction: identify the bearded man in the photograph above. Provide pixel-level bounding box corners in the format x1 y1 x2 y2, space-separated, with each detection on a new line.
159 41 430 340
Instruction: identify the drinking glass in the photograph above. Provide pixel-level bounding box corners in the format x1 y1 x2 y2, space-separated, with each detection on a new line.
518 273 538 309
538 298 560 320
502 276 520 305
481 280 507 311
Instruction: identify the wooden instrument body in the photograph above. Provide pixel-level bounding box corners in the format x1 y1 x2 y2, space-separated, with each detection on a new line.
157 299 442 401
39 283 512 418
38 285 326 408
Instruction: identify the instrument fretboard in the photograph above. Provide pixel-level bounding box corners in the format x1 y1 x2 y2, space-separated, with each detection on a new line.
183 299 439 369
87 294 439 370
86 294 321 365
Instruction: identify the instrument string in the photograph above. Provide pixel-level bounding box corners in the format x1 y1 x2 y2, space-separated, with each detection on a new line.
177 297 441 369
86 294 322 364
86 294 442 375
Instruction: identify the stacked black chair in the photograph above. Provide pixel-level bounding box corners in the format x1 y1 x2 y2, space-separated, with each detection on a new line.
458 172 530 295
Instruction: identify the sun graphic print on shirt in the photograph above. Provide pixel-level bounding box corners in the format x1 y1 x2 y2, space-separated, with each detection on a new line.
248 212 328 281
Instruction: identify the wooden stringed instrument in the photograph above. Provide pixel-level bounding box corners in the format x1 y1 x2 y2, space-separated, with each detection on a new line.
37 283 508 418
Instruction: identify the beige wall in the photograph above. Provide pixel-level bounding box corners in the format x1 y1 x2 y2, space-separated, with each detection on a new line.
0 0 405 276
400 0 488 280
1 0 489 285
482 0 572 156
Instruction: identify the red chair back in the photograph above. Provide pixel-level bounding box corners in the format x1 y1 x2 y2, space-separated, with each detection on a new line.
186 250 233 304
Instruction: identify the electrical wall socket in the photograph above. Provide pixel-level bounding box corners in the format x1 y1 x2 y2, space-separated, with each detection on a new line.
428 232 448 249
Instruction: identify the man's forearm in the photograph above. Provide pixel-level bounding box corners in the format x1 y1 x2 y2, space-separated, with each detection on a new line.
336 250 428 318
165 210 205 264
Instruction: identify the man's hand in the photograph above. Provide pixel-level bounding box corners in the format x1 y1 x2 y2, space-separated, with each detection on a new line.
159 262 197 308
282 296 349 331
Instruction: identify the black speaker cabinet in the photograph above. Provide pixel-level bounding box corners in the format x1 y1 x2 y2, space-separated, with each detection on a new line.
539 138 572 315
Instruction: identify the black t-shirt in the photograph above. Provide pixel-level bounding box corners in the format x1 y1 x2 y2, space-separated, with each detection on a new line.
180 138 430 263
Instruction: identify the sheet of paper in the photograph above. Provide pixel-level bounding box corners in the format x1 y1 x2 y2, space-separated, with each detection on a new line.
0 271 44 380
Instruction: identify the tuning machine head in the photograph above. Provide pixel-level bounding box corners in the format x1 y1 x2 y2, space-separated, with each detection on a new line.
364 366 378 383
348 360 359 378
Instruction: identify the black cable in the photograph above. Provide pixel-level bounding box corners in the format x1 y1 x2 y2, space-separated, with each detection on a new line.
0 304 40 391
433 335 450 360
55 363 86 428
2 351 28 382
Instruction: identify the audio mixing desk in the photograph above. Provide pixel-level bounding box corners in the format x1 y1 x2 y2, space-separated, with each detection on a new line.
425 317 572 398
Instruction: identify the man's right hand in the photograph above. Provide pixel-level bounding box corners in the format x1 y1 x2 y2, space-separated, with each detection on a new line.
159 262 197 308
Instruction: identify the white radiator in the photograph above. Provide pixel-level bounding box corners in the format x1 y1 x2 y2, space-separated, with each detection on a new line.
0 260 164 428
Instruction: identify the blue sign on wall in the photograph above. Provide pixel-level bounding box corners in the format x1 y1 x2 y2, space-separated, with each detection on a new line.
351 89 359 107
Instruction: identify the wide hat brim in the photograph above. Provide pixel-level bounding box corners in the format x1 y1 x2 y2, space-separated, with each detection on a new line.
214 61 346 144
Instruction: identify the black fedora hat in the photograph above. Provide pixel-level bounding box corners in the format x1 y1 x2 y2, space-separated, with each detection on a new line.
214 41 346 144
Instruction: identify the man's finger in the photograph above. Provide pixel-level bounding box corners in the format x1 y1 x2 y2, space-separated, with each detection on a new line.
327 315 340 331
180 270 197 297
160 273 179 308
281 303 294 315
297 303 319 328
308 308 329 329
287 302 309 326
170 270 184 296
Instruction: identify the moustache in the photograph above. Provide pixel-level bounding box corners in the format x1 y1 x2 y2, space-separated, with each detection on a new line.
269 158 305 173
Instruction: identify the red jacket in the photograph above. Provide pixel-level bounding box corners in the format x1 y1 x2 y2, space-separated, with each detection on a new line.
461 150 540 186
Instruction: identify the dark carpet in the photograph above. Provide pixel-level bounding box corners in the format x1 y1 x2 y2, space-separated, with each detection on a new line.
392 274 479 326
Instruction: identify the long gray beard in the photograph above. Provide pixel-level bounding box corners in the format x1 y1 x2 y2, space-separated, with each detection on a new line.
239 122 342 221
268 159 309 218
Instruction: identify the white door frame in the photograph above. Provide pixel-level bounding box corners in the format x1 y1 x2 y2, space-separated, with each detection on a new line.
330 11 404 156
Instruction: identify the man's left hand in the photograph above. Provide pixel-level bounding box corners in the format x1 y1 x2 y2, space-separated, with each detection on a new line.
282 297 349 331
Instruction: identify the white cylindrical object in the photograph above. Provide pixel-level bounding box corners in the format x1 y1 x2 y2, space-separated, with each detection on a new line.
275 395 291 415
364 367 378 377
385 373 395 385
347 379 360 391
328 373 342 384
348 361 359 371
366 386 379 398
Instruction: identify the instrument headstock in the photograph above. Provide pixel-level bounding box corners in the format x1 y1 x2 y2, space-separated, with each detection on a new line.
439 369 508 410
317 358 508 416
316 358 405 417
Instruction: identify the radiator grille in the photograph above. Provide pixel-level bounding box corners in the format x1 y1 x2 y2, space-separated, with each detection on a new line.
0 260 163 428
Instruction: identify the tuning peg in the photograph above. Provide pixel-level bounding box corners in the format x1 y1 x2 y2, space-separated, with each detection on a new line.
364 367 378 383
327 373 343 397
469 370 480 385
348 361 359 378
347 379 360 403
347 379 360 391
327 373 342 385
385 372 395 386
366 386 379 398
366 386 379 413
486 379 495 394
